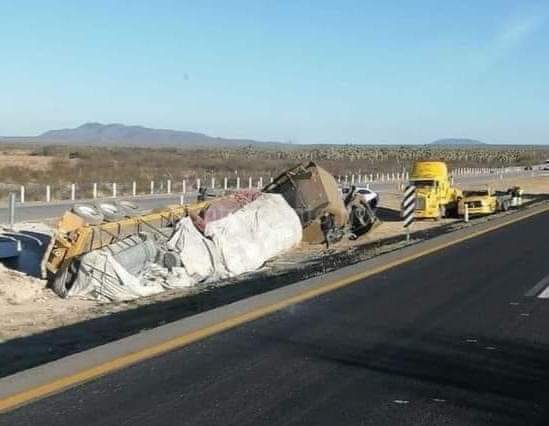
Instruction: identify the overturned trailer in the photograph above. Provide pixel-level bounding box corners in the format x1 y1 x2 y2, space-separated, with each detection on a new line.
32 162 377 302
44 193 302 301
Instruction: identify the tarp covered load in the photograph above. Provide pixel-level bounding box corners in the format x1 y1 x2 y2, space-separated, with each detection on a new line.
61 234 165 301
191 190 261 232
205 193 302 275
64 193 302 301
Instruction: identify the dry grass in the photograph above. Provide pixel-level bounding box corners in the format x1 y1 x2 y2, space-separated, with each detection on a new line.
0 143 548 201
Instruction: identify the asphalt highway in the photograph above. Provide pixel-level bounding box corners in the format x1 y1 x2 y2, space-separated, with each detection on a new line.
0 194 187 223
2 210 549 425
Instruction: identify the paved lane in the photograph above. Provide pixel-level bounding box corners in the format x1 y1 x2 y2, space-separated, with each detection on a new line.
0 194 189 223
2 212 549 425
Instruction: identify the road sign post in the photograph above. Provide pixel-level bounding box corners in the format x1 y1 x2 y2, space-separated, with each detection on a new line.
401 184 416 242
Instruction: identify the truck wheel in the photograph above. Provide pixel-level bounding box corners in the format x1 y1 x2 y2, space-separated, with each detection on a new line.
96 202 126 222
72 203 104 225
50 260 79 298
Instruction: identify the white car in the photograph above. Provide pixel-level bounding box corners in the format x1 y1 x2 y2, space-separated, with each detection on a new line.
341 186 379 209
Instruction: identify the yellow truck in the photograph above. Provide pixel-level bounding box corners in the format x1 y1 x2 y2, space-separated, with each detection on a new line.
409 161 462 219
457 186 516 217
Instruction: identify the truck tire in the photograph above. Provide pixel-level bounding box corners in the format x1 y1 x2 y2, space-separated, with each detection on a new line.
116 200 143 217
50 260 79 298
71 203 104 225
96 202 126 222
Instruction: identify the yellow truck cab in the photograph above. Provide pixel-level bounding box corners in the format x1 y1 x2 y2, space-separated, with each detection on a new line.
457 186 514 217
457 188 497 216
409 161 462 219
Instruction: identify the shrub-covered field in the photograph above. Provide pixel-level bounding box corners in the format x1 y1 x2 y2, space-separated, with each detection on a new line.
0 143 548 201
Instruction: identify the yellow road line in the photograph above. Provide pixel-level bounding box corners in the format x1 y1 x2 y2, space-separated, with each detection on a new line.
1 204 548 413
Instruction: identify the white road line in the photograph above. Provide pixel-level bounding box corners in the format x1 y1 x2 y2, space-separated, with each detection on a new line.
524 273 549 297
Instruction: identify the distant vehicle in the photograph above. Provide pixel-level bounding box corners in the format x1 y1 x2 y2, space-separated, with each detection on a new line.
341 186 379 208
524 165 533 171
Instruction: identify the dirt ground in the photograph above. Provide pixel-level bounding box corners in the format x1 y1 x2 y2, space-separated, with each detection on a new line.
1 174 548 345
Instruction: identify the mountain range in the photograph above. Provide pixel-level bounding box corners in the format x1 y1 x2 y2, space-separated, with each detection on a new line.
36 122 283 147
1 122 491 148
429 138 487 146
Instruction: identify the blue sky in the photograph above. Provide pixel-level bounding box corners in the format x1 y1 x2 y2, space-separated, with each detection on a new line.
0 1 547 144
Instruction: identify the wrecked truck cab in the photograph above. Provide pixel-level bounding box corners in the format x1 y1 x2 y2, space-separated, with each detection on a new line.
264 162 379 244
263 162 348 244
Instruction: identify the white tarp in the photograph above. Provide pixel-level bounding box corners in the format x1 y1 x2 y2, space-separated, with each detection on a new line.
67 251 165 301
205 193 302 275
68 193 302 301
166 217 228 282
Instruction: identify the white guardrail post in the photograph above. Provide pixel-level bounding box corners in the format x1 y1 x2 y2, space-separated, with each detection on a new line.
167 179 171 194
20 185 25 204
182 180 186 194
236 177 240 190
132 181 137 196
9 192 16 228
150 181 154 195
71 183 76 201
224 177 228 190
93 183 97 199
112 182 117 198
46 185 51 203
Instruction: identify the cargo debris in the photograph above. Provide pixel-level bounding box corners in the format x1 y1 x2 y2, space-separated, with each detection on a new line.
49 193 302 301
3 163 379 303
